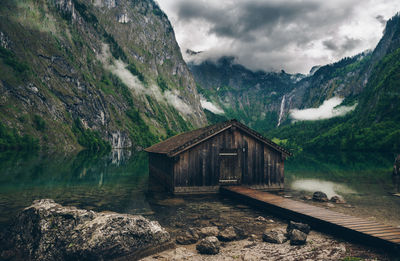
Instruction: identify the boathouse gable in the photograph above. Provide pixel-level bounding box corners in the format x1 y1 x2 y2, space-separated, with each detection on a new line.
145 120 290 194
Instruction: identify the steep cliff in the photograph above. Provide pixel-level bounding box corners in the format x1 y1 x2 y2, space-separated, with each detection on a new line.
0 0 207 151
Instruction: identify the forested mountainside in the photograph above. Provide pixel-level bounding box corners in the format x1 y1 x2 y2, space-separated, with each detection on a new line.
190 14 400 152
188 56 303 132
0 0 207 152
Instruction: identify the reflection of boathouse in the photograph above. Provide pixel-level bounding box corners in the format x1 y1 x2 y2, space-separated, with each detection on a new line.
145 120 291 194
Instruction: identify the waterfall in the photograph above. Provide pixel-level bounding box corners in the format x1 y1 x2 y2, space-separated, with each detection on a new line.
277 95 286 127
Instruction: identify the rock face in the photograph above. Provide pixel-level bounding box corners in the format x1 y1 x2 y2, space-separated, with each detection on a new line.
2 199 171 260
0 0 207 152
313 191 329 202
196 236 220 255
262 229 288 244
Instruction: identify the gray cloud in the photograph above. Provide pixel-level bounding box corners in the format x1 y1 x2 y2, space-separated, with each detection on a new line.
341 37 362 52
376 15 387 26
323 37 361 55
159 0 400 73
323 39 339 51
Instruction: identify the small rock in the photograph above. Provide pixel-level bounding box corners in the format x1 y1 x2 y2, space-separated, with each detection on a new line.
199 226 219 237
249 234 258 241
313 191 328 202
286 221 310 234
176 229 199 245
289 229 307 245
255 216 266 222
234 227 247 239
196 236 220 255
262 229 288 244
330 196 346 204
218 226 237 242
326 203 335 208
268 219 275 223
302 195 312 200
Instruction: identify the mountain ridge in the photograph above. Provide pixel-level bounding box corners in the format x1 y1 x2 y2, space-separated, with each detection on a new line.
0 0 207 152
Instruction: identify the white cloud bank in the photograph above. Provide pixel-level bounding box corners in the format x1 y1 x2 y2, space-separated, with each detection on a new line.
290 97 357 121
200 97 225 114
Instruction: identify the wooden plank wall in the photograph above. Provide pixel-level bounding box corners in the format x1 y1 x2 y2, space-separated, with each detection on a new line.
173 128 284 190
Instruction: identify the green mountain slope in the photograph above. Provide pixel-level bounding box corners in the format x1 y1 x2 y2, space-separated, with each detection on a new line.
268 15 400 152
189 56 301 132
0 0 207 152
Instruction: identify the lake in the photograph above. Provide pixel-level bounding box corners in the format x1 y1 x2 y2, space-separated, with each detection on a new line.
0 150 399 232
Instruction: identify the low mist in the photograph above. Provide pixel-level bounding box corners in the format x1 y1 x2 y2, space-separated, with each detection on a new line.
200 97 224 115
290 97 357 121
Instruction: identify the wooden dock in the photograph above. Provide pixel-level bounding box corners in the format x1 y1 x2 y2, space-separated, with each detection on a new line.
221 186 400 251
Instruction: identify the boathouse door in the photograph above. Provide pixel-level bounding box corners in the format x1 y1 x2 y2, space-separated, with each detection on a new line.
219 148 241 185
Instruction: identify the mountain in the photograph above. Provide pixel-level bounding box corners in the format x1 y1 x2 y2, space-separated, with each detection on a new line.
188 56 302 132
269 14 400 152
190 13 400 152
0 0 207 152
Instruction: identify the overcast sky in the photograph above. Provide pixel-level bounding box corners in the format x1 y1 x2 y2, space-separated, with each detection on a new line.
157 0 400 74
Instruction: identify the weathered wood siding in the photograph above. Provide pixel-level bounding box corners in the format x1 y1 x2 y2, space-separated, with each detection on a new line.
173 128 284 191
148 153 174 192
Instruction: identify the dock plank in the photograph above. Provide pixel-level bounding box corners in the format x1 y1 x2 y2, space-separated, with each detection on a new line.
221 186 400 250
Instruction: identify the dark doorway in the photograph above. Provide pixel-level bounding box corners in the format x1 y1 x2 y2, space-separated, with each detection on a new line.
219 148 241 185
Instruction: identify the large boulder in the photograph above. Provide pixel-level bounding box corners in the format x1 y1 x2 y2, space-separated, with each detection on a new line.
262 229 288 244
196 236 220 255
2 199 171 261
286 221 310 235
313 191 328 202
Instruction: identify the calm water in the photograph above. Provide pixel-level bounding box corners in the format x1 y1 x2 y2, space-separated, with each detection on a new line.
285 152 400 226
0 150 399 231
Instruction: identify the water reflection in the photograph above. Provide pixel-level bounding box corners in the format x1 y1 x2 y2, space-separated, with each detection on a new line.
392 174 400 194
1 149 400 231
285 151 400 226
0 149 151 230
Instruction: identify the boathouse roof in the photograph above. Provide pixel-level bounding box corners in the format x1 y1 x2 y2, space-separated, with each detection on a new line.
145 119 291 157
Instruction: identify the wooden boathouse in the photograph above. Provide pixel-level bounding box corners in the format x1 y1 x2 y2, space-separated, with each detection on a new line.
145 119 291 194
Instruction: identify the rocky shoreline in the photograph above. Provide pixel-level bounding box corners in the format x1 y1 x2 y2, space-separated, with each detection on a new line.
0 196 396 260
143 192 394 261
